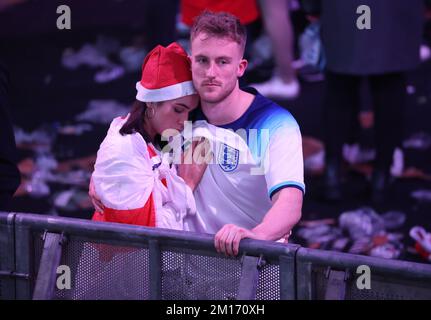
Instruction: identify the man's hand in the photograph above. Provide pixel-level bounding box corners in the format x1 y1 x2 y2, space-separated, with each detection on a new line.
214 224 266 256
215 187 302 256
88 175 104 213
215 224 293 256
177 138 212 191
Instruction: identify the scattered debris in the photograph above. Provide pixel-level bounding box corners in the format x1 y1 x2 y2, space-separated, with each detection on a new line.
299 21 325 71
343 143 375 165
403 132 431 150
14 124 95 199
61 35 128 83
409 226 431 262
17 158 35 176
25 172 51 198
358 110 374 129
298 218 336 228
58 123 93 136
75 100 130 124
390 148 404 177
119 46 147 72
14 126 56 151
94 65 125 84
295 207 408 260
406 85 416 95
331 237 350 252
62 44 112 70
411 190 431 202
339 207 385 240
369 243 402 260
381 211 406 230
247 34 272 70
417 96 428 105
297 224 332 240
303 136 324 173
400 168 431 181
348 238 373 255
53 189 93 211
24 151 58 198
48 170 92 187
420 44 431 62
56 155 96 173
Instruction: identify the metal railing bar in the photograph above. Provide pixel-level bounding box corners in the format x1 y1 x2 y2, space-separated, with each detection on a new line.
14 214 298 259
297 248 431 279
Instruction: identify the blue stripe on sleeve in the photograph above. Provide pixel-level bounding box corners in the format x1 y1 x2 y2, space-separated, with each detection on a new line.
268 181 305 199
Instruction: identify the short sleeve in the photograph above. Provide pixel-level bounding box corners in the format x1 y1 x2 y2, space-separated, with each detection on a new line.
264 125 305 199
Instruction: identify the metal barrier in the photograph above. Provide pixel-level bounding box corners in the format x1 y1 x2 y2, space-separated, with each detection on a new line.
1 211 431 300
2 212 297 300
0 212 17 299
296 248 431 300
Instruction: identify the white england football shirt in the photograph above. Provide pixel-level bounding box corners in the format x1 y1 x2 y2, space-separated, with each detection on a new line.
184 90 305 234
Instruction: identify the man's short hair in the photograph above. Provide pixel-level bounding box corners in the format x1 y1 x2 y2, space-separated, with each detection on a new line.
190 11 247 56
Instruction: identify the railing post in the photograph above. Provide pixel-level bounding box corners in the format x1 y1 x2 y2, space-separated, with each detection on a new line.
14 222 34 299
324 268 349 300
296 259 313 300
149 239 161 300
237 254 264 300
33 232 66 300
0 212 16 299
279 255 296 300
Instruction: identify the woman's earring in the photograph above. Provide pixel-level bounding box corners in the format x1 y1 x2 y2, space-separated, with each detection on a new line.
145 107 156 119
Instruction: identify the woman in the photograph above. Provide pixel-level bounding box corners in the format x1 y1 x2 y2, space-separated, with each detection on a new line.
73 44 205 299
90 42 202 230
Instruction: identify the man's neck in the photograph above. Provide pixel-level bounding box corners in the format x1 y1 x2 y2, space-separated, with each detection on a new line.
201 87 255 126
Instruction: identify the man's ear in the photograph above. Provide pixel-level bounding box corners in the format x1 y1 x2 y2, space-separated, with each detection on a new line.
237 58 248 78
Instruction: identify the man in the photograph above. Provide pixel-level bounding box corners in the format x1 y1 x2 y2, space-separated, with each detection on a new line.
179 11 304 256
319 0 424 202
90 12 304 257
0 62 20 211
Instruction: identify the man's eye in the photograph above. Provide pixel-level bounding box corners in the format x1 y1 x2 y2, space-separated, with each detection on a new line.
197 58 207 63
174 108 184 113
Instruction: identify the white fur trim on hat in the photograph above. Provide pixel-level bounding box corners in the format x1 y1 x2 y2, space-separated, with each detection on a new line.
136 80 196 102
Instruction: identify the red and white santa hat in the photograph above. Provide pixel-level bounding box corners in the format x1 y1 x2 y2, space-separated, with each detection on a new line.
136 42 196 102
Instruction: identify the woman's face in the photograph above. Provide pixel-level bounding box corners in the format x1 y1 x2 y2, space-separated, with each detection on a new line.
149 94 199 135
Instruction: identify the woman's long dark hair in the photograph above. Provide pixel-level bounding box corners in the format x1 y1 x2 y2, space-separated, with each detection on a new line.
119 100 152 142
120 100 163 147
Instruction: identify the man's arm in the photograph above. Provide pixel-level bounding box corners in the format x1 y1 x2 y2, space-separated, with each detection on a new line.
214 187 302 256
252 187 302 240
215 120 304 256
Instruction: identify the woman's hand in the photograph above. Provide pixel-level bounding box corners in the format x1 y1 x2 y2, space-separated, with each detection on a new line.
177 138 212 191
